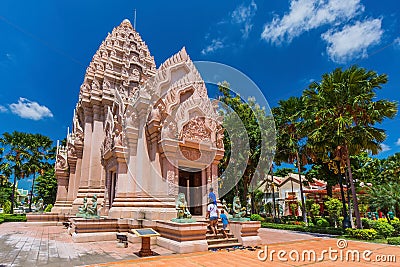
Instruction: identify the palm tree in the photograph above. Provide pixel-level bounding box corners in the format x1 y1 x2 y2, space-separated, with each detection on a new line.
272 96 308 224
0 132 31 214
366 183 400 223
25 134 54 212
302 65 398 228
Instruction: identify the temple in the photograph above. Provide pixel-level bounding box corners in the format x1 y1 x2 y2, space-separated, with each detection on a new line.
52 19 224 222
45 19 262 252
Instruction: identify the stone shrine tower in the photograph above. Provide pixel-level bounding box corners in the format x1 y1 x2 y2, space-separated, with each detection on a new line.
53 19 224 222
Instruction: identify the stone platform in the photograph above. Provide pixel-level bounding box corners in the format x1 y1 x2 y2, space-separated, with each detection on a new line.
229 220 262 246
26 213 66 223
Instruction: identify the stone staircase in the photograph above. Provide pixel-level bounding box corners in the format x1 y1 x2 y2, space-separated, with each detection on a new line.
204 220 241 250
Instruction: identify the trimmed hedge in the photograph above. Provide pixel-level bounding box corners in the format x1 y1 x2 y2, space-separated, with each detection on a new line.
387 236 400 245
364 219 395 238
261 222 344 235
250 214 264 222
0 214 27 223
346 228 377 240
316 218 329 227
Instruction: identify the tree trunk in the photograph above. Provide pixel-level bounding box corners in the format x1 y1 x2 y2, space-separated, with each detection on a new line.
344 171 355 228
29 172 36 212
11 171 17 214
345 146 361 229
296 151 307 224
326 184 333 198
270 167 277 218
395 206 400 219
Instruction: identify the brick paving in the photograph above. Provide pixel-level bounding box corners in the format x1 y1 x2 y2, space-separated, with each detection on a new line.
1 222 399 266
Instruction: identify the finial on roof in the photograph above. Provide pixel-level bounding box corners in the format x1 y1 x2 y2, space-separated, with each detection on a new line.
123 18 131 24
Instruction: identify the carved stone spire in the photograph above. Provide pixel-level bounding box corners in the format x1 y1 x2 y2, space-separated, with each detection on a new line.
79 19 156 103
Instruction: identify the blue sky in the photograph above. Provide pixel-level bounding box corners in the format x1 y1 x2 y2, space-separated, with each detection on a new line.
1 1 399 188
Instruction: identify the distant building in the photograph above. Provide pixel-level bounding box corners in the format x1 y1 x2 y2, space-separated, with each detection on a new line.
16 188 29 205
259 173 347 216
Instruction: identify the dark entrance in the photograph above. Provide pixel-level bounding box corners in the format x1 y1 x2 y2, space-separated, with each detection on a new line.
179 169 202 216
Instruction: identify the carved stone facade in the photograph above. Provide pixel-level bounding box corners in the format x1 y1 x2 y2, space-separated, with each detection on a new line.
53 19 224 221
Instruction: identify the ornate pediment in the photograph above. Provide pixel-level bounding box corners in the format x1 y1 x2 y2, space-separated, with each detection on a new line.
180 117 211 143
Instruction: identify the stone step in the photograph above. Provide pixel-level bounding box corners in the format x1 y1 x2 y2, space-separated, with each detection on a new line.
206 228 231 234
206 233 234 239
208 242 242 250
207 238 239 245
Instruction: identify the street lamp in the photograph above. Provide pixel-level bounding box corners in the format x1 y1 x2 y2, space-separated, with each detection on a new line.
329 158 351 229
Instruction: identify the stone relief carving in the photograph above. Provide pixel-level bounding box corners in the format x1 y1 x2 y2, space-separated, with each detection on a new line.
105 61 113 70
161 121 177 139
180 147 201 161
131 69 140 82
113 115 123 146
67 142 76 158
180 117 211 142
92 79 100 91
167 170 177 196
56 146 68 170
216 125 224 149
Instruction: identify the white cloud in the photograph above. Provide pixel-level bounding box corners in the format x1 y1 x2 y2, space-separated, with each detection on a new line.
201 39 225 55
380 143 391 152
231 0 257 39
261 0 364 45
201 1 257 55
396 138 400 146
9 97 53 120
321 18 383 63
0 105 7 113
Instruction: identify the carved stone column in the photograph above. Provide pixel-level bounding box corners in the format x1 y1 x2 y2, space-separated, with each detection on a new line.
89 104 104 188
80 110 93 188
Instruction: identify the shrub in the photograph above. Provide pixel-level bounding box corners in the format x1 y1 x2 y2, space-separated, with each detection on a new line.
44 204 53 213
324 198 342 226
2 214 27 222
3 201 11 214
390 218 400 236
361 218 371 229
310 203 320 217
260 222 344 235
370 220 395 238
264 217 274 223
346 228 378 240
387 236 400 245
316 218 330 228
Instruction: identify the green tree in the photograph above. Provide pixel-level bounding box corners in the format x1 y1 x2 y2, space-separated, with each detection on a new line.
306 160 337 197
274 167 295 178
303 65 398 228
0 181 12 207
272 96 308 223
365 183 400 222
218 82 275 210
325 197 342 227
24 134 54 211
0 132 31 214
35 168 57 205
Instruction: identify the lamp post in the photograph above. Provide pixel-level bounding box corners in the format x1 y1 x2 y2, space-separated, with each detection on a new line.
329 159 351 229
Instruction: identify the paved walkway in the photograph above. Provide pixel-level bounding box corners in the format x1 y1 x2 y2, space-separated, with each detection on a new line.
0 222 399 266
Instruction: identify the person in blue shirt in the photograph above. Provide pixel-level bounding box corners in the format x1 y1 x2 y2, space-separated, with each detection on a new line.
220 209 229 238
208 187 217 205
